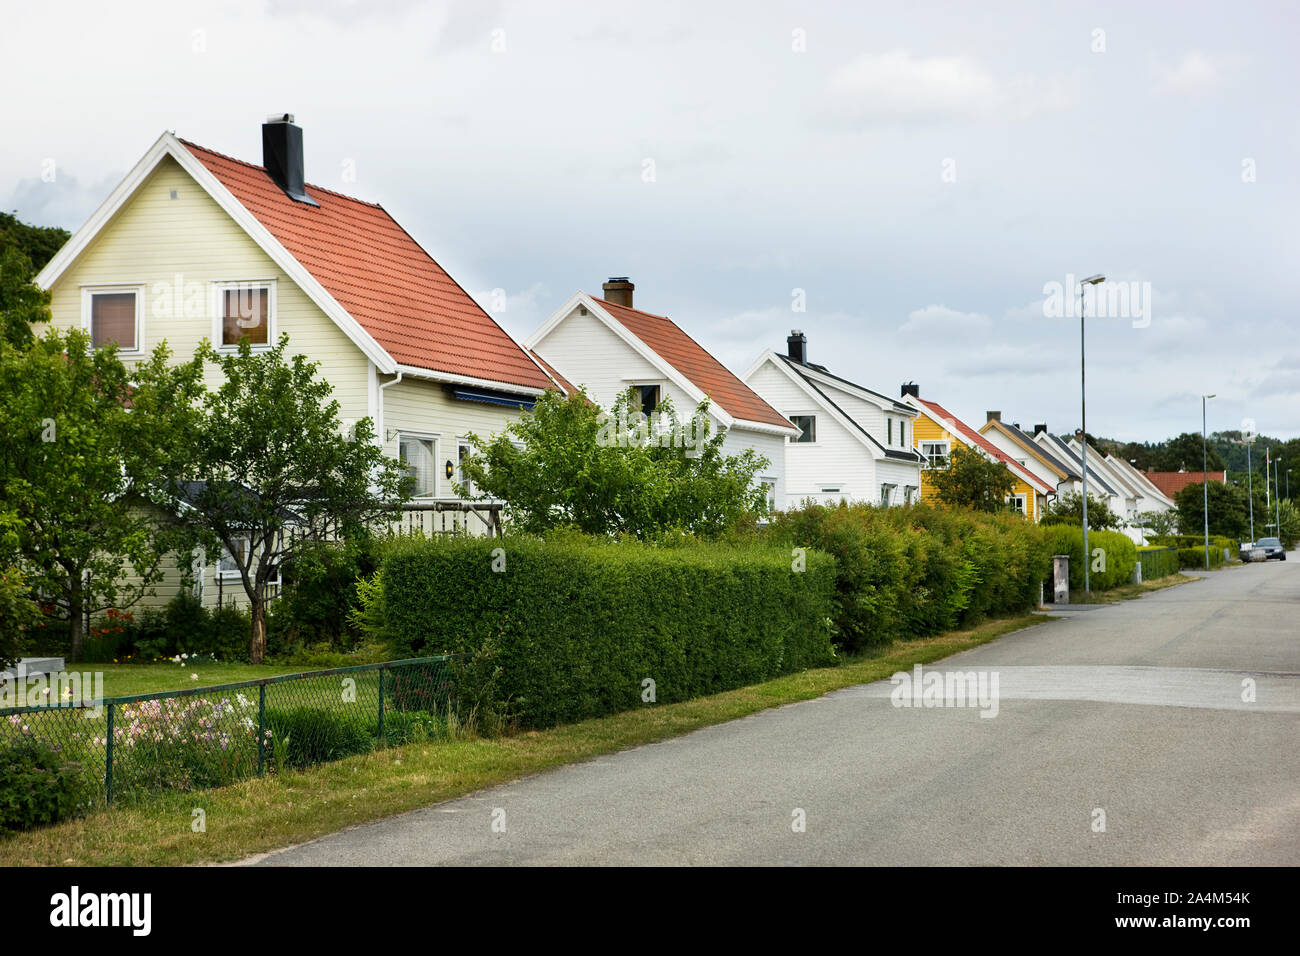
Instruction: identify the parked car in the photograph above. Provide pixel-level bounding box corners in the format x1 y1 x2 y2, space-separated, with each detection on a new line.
1252 537 1287 560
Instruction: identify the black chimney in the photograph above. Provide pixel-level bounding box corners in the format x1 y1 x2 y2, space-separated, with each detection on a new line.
602 277 634 307
787 330 807 364
1033 423 1047 435
262 114 318 206
901 382 919 398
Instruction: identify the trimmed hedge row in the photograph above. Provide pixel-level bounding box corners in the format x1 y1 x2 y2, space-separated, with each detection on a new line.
1155 534 1240 555
367 535 836 728
1042 525 1138 591
765 503 1052 650
1177 546 1225 569
1136 546 1179 580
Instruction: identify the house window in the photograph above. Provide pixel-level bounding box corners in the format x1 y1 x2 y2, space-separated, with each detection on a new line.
399 434 437 497
899 420 906 447
457 441 476 497
1007 494 1027 515
760 477 777 513
920 441 950 469
881 483 897 506
904 485 918 505
791 415 816 443
218 537 280 584
887 419 893 445
637 385 660 417
215 282 273 348
217 538 248 578
86 288 141 352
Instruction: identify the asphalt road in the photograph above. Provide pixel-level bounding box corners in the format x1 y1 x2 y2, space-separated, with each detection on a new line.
254 559 1300 866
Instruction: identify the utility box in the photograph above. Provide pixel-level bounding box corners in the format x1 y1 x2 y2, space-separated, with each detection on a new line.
1052 554 1070 604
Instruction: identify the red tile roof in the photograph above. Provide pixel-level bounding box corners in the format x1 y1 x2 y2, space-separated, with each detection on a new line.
181 140 551 392
1143 470 1226 498
912 397 1054 495
594 298 793 429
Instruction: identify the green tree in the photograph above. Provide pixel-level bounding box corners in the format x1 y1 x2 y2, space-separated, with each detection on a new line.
0 213 69 348
458 388 769 539
169 336 405 663
0 330 205 660
1275 500 1300 550
1044 491 1122 531
928 444 1017 513
1135 508 1179 538
1153 432 1224 473
1174 480 1248 541
0 512 40 670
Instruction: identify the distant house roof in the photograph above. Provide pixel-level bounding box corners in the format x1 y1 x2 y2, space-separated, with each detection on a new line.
180 141 552 393
776 354 921 462
1144 470 1227 498
523 348 576 396
593 297 793 429
981 420 1081 481
909 397 1054 495
1036 433 1120 497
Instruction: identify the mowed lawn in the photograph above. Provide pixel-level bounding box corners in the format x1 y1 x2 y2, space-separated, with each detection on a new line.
82 662 309 699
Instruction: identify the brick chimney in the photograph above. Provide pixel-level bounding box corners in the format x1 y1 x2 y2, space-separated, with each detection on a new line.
602 277 634 308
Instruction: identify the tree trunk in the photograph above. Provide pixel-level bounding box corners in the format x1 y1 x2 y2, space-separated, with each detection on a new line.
250 592 267 665
68 575 85 663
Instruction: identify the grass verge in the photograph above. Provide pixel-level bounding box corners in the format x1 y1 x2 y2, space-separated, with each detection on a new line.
0 614 1043 866
84 663 309 698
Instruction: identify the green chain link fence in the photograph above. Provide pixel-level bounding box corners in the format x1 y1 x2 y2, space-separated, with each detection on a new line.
0 656 452 811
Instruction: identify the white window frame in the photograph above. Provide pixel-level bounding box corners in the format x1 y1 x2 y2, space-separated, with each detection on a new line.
457 438 476 498
397 431 439 499
790 414 817 444
920 440 950 470
82 284 145 355
760 476 778 513
903 485 918 505
212 279 277 351
887 419 893 446
880 482 897 506
1006 493 1027 515
217 536 281 586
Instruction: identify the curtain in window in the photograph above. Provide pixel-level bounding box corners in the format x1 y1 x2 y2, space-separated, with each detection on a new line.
91 292 136 349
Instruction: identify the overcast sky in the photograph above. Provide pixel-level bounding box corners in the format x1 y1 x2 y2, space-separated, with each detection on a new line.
5 0 1297 441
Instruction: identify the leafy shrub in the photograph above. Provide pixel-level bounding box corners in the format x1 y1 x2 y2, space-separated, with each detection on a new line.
95 592 252 663
1042 525 1137 591
765 503 1051 650
270 537 387 656
376 709 444 745
0 742 81 832
1177 546 1224 569
264 706 373 768
362 535 837 728
109 693 261 795
1136 546 1179 580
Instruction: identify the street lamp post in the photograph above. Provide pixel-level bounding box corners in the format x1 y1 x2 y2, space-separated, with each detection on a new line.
1276 456 1283 535
1202 394 1215 570
1079 274 1104 595
1246 439 1255 544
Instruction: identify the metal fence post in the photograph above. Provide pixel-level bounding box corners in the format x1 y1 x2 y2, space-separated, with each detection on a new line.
104 702 115 806
377 665 386 745
257 683 266 775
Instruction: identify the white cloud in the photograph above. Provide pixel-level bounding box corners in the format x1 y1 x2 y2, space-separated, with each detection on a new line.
899 304 991 336
825 51 1076 124
1153 51 1244 96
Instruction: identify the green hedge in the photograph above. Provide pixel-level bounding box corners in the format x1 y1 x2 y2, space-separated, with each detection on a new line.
1136 546 1179 580
1042 525 1138 591
367 535 836 728
765 503 1052 650
1177 546 1224 569
1154 534 1240 555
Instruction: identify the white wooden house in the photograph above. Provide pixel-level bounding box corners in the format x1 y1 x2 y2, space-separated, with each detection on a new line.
525 279 798 509
741 332 923 508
